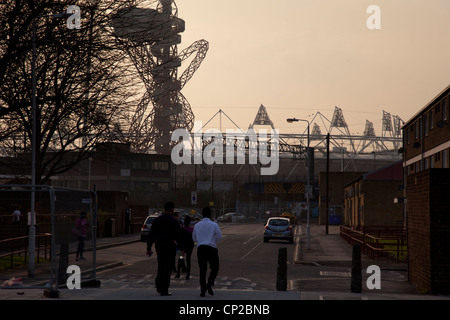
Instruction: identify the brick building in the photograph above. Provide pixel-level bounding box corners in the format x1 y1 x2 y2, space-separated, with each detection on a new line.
402 84 450 294
318 171 364 225
343 161 404 228
53 143 173 213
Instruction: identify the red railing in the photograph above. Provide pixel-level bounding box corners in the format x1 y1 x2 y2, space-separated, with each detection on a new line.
340 226 407 262
0 233 52 268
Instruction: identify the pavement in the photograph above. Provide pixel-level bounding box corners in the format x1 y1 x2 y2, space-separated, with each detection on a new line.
1 224 450 301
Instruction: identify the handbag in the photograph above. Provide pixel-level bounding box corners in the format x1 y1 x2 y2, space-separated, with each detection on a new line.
178 254 187 272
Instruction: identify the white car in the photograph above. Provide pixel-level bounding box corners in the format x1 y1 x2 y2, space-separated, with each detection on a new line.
140 214 159 241
216 212 246 223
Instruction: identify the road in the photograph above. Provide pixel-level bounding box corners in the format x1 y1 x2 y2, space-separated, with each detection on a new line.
94 222 305 292
90 223 417 300
0 222 436 302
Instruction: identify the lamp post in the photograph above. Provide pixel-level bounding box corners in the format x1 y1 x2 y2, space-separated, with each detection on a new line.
286 118 311 249
29 11 75 277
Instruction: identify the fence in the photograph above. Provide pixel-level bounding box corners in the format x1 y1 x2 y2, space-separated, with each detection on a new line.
0 185 98 291
0 233 52 268
155 204 318 224
340 225 407 262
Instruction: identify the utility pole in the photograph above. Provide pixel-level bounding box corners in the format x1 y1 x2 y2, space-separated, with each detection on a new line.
326 133 330 235
286 117 310 249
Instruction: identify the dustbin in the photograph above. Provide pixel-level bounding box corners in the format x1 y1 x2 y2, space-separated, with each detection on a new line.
105 218 116 237
329 215 341 225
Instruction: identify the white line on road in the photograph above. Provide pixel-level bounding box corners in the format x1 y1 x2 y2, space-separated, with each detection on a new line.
240 241 263 260
242 235 259 245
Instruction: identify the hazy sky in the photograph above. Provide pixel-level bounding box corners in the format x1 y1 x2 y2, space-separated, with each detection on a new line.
174 0 450 135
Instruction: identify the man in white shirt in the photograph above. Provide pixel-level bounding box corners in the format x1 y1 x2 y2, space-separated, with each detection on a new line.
192 207 222 297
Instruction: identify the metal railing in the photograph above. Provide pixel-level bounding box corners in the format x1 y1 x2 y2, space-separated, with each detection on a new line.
0 233 52 268
340 225 407 262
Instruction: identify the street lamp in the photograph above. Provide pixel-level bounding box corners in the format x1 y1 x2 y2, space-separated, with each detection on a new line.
286 118 311 250
29 10 75 277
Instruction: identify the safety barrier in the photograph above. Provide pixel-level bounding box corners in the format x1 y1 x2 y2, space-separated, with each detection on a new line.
0 233 51 268
340 225 407 262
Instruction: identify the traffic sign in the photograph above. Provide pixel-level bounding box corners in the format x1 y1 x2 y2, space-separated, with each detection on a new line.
191 191 197 205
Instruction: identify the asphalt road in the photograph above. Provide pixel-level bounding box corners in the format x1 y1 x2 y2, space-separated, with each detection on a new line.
94 222 305 292
88 223 418 300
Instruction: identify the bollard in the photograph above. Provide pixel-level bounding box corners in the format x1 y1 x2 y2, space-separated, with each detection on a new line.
276 247 287 291
351 244 362 293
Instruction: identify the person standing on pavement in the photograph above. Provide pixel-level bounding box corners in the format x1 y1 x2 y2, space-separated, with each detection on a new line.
12 207 21 224
146 201 180 296
75 211 89 261
192 207 222 297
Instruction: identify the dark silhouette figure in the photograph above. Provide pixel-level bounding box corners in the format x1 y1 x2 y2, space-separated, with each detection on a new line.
176 215 194 279
146 202 180 296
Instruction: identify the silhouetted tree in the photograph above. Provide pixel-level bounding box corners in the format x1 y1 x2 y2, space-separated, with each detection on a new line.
0 0 141 184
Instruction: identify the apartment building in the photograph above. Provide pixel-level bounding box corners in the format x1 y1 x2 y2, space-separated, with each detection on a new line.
402 84 450 295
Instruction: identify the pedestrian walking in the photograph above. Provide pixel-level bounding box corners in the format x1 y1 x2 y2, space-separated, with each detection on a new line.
74 211 89 261
192 207 222 297
172 210 181 273
176 215 194 280
146 201 180 296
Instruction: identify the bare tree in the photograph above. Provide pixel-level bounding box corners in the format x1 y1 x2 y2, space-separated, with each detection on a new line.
0 0 140 185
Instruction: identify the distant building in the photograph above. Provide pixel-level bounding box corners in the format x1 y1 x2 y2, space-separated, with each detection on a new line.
343 161 404 228
402 84 450 295
318 172 364 226
52 143 173 213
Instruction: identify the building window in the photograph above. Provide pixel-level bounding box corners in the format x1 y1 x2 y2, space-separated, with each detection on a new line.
429 110 433 129
443 149 448 169
415 121 419 139
151 161 169 171
435 102 440 113
155 182 169 192
443 98 448 121
435 152 441 162
424 113 428 136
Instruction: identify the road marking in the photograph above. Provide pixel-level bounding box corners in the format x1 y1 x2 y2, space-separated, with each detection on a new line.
233 277 251 282
242 235 258 245
96 263 133 274
240 241 263 260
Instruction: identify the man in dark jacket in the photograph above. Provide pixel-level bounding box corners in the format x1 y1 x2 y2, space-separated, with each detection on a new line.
146 201 180 296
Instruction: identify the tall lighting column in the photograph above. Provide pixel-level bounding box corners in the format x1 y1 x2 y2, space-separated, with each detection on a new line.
287 118 311 250
29 10 75 277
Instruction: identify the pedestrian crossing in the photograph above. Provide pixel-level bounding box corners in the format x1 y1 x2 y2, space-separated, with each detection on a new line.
299 291 370 300
98 273 260 291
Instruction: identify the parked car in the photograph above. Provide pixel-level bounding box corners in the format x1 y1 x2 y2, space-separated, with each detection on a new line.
216 212 246 223
179 210 203 226
263 217 293 243
140 214 159 242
